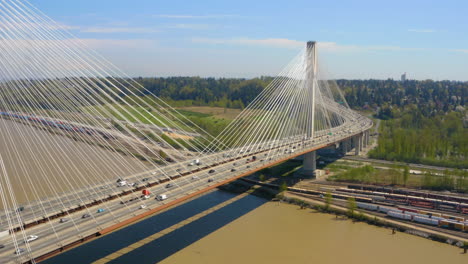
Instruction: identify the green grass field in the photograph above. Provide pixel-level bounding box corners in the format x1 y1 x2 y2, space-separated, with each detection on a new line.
82 104 239 137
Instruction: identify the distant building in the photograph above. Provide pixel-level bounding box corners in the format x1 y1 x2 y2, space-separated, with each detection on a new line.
401 72 407 82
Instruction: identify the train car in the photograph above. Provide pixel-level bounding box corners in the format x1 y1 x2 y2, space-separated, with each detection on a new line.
459 204 468 214
397 206 418 213
413 216 439 226
355 196 373 203
441 214 465 222
418 210 442 218
356 202 378 211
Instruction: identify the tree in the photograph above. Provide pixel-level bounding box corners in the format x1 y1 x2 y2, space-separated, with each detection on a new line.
279 181 288 192
403 166 410 186
259 174 266 182
347 197 357 217
324 191 333 211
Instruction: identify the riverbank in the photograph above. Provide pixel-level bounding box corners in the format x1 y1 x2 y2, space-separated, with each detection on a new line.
281 192 468 250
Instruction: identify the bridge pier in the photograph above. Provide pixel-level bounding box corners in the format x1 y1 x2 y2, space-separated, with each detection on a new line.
301 150 316 177
354 134 361 155
339 140 348 155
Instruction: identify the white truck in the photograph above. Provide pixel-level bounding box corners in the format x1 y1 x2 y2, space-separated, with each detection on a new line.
156 194 168 201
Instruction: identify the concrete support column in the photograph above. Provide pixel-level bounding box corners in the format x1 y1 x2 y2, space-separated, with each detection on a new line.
360 133 364 151
355 135 361 155
302 151 316 177
362 133 367 148
340 140 348 154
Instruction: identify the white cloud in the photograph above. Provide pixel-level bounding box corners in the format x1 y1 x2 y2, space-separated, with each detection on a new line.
318 42 426 53
191 38 434 54
0 38 157 80
192 37 304 49
155 14 235 19
408 29 436 33
452 49 468 54
81 27 160 33
167 24 214 30
76 38 156 49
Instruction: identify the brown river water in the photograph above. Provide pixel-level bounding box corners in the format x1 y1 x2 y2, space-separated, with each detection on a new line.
161 201 467 264
0 119 149 207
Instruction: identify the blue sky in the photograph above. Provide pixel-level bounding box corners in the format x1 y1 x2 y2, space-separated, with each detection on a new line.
30 0 468 80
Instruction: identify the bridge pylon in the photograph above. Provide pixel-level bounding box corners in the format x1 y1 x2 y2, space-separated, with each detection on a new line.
300 41 318 178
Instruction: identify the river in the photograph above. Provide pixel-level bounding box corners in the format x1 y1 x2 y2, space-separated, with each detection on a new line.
161 196 467 264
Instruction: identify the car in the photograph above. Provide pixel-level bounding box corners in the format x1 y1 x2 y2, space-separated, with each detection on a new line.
82 214 91 219
151 172 157 175
128 182 136 187
0 244 5 249
207 178 214 182
16 206 25 212
15 248 25 255
139 204 147 209
231 168 236 172
59 218 69 223
208 169 215 173
141 178 149 182
97 208 105 213
25 235 38 242
191 176 199 180
165 183 173 188
117 180 127 187
246 165 251 168
156 194 168 201
233 163 237 166
176 168 182 172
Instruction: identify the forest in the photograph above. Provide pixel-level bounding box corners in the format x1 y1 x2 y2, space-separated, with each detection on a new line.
132 76 274 109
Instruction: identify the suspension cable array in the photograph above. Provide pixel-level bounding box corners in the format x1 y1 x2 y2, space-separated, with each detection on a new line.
0 1 372 263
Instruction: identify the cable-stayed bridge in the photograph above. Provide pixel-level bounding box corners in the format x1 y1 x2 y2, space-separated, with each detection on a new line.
0 0 372 263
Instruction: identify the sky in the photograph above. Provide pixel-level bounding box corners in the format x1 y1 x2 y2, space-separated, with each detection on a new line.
26 0 468 80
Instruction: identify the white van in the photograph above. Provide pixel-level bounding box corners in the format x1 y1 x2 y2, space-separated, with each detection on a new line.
156 194 168 201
